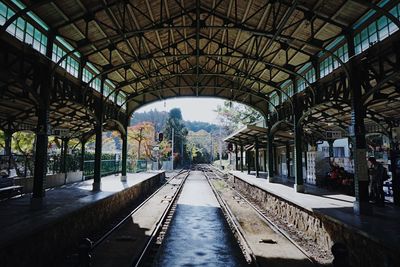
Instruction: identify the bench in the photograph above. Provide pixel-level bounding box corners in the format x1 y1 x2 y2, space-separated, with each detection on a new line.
0 177 23 200
0 185 23 199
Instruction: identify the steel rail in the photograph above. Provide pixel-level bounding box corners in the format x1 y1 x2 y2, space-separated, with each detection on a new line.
205 164 318 266
133 170 190 267
203 169 259 267
92 169 187 249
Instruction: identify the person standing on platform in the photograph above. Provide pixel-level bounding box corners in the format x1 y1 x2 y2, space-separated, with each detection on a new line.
368 157 385 206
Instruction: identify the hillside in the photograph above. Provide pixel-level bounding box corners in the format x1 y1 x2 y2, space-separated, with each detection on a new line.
131 109 218 133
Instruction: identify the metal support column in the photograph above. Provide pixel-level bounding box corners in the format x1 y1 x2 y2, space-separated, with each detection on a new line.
80 140 85 180
263 150 267 172
93 79 104 191
347 33 370 215
389 130 400 205
240 145 244 172
4 129 11 156
121 123 128 182
62 138 68 184
304 143 308 180
268 130 275 182
294 95 304 193
255 139 260 178
286 142 291 178
32 106 49 201
246 149 251 175
328 140 334 158
93 121 103 191
235 144 239 170
32 65 50 208
4 128 12 174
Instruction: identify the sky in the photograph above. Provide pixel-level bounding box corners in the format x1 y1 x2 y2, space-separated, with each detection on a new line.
134 97 226 124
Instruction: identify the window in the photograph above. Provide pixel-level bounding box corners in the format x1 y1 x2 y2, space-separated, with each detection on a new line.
297 79 306 92
66 57 79 78
15 17 24 41
320 57 333 78
117 92 126 107
104 81 117 102
82 67 93 83
287 83 294 97
269 92 279 111
321 147 345 158
0 1 47 55
52 43 66 68
305 67 316 84
334 147 345 158
0 2 7 25
354 3 400 55
91 78 101 92
25 22 33 44
333 44 348 69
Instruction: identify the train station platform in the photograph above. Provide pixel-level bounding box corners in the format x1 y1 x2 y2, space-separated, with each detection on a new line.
0 171 165 267
230 171 400 267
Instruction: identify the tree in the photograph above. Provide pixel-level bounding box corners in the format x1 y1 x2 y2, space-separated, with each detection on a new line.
163 108 188 165
215 101 262 135
0 130 5 152
131 109 168 133
128 122 156 160
186 130 212 164
12 131 35 156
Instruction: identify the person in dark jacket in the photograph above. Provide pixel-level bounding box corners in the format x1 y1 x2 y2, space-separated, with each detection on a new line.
368 157 385 206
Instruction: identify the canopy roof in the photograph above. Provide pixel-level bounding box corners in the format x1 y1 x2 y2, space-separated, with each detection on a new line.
1 0 399 139
23 0 374 114
224 125 268 146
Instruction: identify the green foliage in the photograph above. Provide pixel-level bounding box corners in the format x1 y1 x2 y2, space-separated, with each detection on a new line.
163 108 188 161
12 131 35 155
131 109 168 133
0 130 4 150
215 101 262 135
128 122 156 160
132 110 218 133
184 120 218 133
185 130 212 164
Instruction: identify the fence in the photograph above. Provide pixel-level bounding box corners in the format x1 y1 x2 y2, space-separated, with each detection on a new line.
83 159 121 178
0 154 34 177
1 153 151 179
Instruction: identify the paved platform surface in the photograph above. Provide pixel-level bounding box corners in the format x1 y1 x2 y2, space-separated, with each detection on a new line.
154 171 247 266
231 171 400 250
0 172 163 246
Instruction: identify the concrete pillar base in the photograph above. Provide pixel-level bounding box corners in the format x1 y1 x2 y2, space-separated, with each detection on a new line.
92 182 102 191
120 175 127 182
30 197 46 210
353 200 372 216
294 184 304 193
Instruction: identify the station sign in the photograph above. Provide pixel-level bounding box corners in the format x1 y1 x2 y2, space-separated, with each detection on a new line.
325 130 342 140
52 128 70 137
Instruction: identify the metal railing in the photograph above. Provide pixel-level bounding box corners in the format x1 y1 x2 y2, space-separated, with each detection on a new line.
83 159 121 178
0 153 153 179
0 154 34 177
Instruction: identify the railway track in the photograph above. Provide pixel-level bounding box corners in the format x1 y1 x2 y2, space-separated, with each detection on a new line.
79 169 190 267
201 164 318 267
134 170 190 267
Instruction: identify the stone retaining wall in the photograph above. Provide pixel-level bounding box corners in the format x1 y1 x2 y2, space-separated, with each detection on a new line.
230 175 399 267
1 172 165 267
